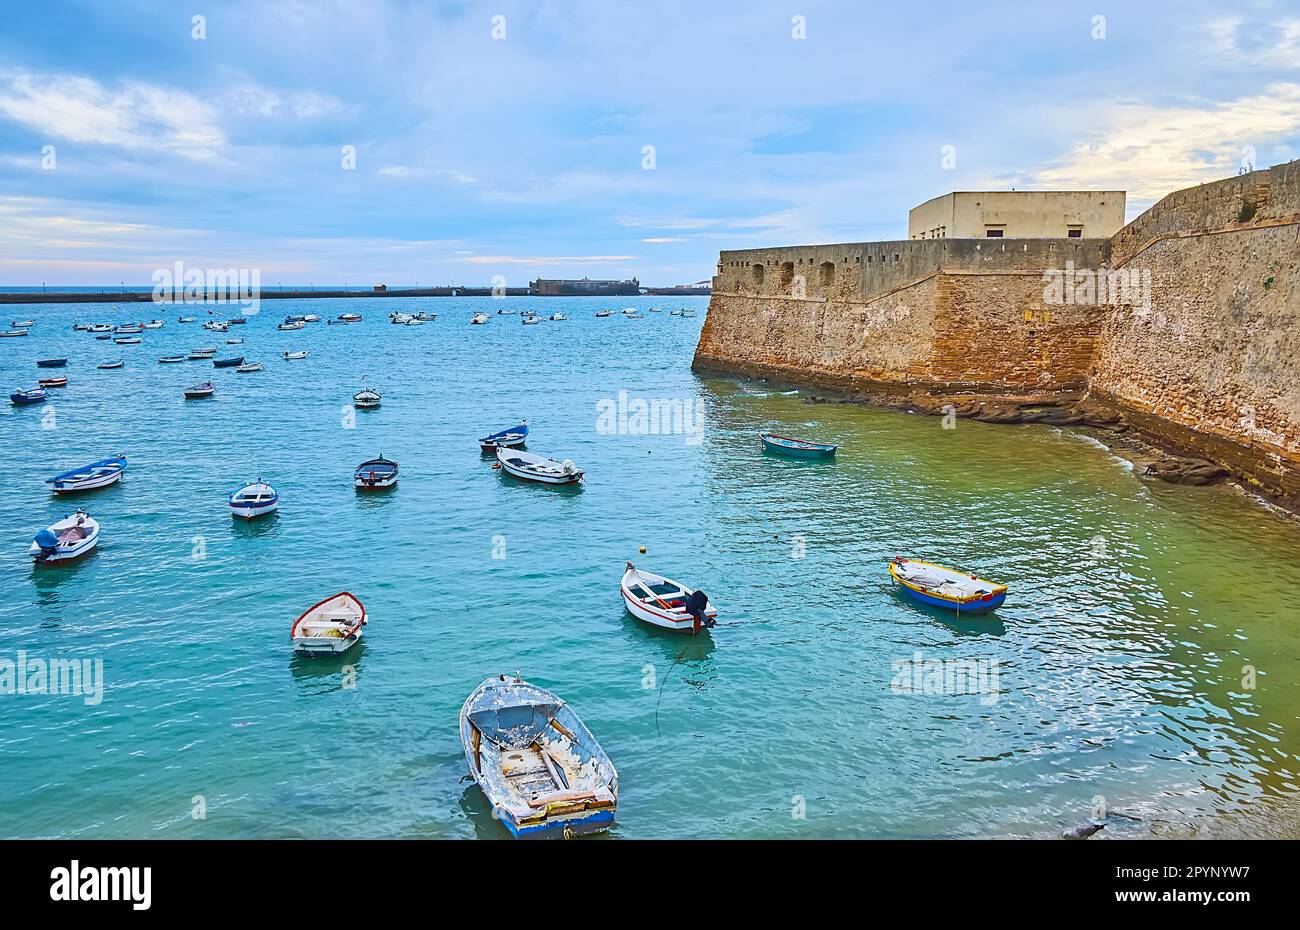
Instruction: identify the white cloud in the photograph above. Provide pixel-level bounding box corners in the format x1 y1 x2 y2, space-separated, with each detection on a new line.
0 69 224 159
1021 83 1300 203
642 237 686 243
1206 17 1300 69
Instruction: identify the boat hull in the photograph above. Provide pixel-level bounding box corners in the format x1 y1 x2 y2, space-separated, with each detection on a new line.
894 582 1006 614
620 568 717 633
760 434 837 458
229 500 278 519
292 632 361 656
48 458 126 493
29 515 100 563
888 560 1008 615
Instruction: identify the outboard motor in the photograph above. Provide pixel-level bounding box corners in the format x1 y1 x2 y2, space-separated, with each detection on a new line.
33 528 59 562
684 590 715 630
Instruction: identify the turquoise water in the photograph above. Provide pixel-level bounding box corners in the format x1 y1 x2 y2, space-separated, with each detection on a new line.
3 296 1300 839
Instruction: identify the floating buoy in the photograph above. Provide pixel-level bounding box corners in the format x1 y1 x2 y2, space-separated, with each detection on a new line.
639 546 646 554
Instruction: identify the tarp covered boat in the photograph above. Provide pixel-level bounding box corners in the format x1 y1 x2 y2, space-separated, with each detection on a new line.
46 455 127 493
479 420 527 451
888 557 1007 614
460 675 618 839
354 456 398 489
290 591 366 655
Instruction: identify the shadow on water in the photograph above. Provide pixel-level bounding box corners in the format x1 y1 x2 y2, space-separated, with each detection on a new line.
29 548 99 597
888 587 1007 636
495 468 585 495
354 487 397 508
229 511 281 539
289 640 367 689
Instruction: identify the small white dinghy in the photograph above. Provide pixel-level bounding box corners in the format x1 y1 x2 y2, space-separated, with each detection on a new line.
353 387 381 408
291 591 366 656
495 447 583 484
283 350 308 360
30 510 100 564
620 562 717 633
470 312 490 325
228 479 278 518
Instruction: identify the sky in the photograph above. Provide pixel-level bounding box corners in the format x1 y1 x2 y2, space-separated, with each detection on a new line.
0 0 1297 286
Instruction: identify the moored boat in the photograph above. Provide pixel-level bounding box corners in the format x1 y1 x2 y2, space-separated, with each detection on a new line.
228 479 278 518
759 432 838 458
495 447 582 484
595 309 613 317
290 591 366 655
888 557 1008 615
681 309 697 318
226 337 244 344
620 562 717 633
282 350 308 360
178 316 197 323
549 313 568 321
98 361 124 370
89 323 113 333
479 420 528 451
1 329 29 337
277 320 305 331
143 320 164 328
459 675 618 839
159 355 185 364
389 311 413 324
235 361 263 372
29 510 100 564
470 312 489 325
37 376 67 388
10 387 47 405
11 319 35 327
354 455 398 489
46 455 127 493
302 314 321 323
212 356 244 368
338 312 362 322
113 336 142 345
522 314 541 325
184 380 215 398
37 358 67 368
353 387 381 408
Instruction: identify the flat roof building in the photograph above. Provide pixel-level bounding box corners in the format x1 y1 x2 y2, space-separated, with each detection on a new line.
908 191 1126 240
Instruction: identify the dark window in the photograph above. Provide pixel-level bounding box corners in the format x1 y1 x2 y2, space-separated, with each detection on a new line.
985 229 1004 238
819 261 835 286
1067 228 1082 238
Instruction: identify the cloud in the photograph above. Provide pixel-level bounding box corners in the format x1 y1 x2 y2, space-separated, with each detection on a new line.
1020 83 1300 203
642 237 686 243
0 69 224 159
1206 17 1300 69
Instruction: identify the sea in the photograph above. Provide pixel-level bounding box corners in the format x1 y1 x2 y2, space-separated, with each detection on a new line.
2 295 1299 838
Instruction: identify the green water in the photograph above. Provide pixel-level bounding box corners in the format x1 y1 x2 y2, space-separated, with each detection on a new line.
2 296 1299 838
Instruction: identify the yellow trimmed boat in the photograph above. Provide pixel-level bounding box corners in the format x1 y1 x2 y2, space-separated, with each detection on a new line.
888 557 1007 614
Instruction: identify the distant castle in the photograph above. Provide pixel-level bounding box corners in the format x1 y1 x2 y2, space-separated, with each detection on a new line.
529 276 641 296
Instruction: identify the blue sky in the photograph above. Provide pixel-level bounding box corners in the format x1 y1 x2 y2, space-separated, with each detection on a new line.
0 0 1297 285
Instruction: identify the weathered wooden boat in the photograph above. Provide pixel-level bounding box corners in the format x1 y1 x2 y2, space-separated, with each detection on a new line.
235 361 263 372
353 387 381 408
290 591 365 655
459 675 618 839
37 358 67 368
97 361 124 370
354 456 398 489
759 433 838 459
495 447 583 484
10 387 47 405
620 562 717 633
37 376 67 388
282 350 308 360
212 356 244 368
228 479 278 518
46 456 127 493
29 510 99 563
888 557 1008 615
479 420 527 451
159 355 185 364
183 381 215 398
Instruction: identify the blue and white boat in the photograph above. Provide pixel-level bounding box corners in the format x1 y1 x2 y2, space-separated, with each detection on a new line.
495 447 582 484
354 456 398 489
460 675 618 839
759 432 837 459
46 455 127 493
29 511 100 563
479 420 527 451
10 387 47 406
228 479 279 519
888 557 1007 615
